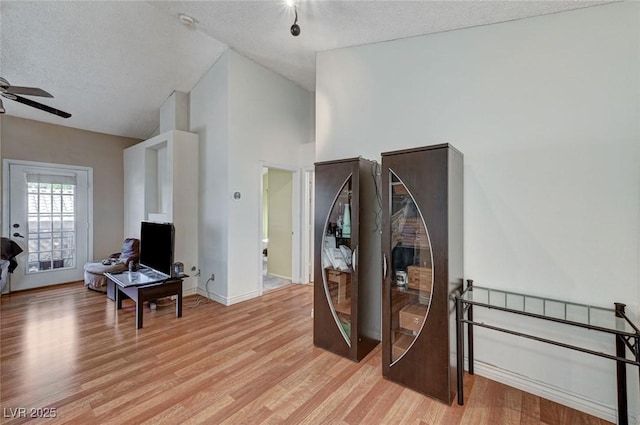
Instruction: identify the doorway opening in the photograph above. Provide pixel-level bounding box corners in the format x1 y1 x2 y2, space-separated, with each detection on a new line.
261 166 294 292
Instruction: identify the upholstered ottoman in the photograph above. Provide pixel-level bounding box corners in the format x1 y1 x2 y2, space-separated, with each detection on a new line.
83 238 139 293
84 261 127 292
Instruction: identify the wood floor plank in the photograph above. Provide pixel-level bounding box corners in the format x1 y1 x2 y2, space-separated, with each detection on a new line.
297 356 381 424
0 282 615 425
521 391 541 425
345 380 404 425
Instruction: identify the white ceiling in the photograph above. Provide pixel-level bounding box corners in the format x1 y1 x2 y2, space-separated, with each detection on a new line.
0 0 613 140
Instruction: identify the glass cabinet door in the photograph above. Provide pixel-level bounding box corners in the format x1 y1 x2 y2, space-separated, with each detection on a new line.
321 176 354 345
389 171 433 363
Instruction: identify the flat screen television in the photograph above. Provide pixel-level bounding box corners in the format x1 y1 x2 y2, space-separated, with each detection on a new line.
139 221 175 275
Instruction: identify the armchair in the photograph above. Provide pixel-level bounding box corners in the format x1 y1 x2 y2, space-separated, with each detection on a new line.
84 238 139 293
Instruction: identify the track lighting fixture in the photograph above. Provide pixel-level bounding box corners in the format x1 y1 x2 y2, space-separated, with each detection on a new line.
288 0 300 37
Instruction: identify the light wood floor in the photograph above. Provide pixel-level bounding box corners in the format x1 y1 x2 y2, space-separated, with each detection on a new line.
0 282 612 425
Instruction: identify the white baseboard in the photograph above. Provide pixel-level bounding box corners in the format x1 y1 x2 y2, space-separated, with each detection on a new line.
195 287 224 304
265 272 291 280
471 360 638 424
182 287 197 297
195 287 261 306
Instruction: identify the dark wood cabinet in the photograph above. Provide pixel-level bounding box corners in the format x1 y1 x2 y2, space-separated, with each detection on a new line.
314 157 381 361
381 144 463 404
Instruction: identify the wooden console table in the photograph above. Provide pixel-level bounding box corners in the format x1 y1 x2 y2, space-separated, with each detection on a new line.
105 269 183 329
455 280 639 425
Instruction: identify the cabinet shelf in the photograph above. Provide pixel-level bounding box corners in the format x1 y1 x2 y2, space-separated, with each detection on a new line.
334 300 351 315
391 332 413 360
395 327 418 337
392 287 431 306
325 267 352 274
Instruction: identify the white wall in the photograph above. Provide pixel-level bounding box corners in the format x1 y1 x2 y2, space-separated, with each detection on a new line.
159 91 189 134
317 2 639 422
190 50 231 299
299 141 315 167
227 51 314 301
190 49 315 304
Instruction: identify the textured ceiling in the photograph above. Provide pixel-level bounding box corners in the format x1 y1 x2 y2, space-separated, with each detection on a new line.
0 0 613 139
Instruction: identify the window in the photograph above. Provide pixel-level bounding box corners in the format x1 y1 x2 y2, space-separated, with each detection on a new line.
26 174 77 273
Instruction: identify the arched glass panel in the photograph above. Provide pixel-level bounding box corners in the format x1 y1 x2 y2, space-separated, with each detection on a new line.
321 176 353 345
389 170 433 363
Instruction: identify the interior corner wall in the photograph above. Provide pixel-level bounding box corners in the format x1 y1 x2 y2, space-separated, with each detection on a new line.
226 50 314 302
0 116 140 259
299 141 316 167
160 91 189 134
316 2 639 421
189 50 231 300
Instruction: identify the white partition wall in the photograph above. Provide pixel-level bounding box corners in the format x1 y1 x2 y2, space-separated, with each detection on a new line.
124 130 199 294
189 49 314 305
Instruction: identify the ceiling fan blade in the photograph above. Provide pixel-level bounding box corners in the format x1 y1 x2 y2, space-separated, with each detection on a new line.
7 86 53 98
11 94 71 118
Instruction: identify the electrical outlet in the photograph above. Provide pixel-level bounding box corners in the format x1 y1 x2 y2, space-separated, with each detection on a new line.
210 273 215 281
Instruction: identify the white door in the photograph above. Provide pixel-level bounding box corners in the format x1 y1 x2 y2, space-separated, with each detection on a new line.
6 161 91 291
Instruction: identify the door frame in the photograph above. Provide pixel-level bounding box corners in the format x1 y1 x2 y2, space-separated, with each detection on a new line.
302 167 314 284
2 159 93 292
258 162 300 294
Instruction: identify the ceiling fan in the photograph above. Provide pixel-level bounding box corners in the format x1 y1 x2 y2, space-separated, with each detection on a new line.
0 77 71 118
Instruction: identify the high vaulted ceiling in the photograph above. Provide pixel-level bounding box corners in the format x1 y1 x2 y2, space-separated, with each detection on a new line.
0 1 612 140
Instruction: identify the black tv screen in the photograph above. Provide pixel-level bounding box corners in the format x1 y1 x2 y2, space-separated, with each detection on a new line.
139 221 174 275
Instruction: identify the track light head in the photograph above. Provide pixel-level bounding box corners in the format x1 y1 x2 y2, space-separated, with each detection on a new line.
289 5 300 37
